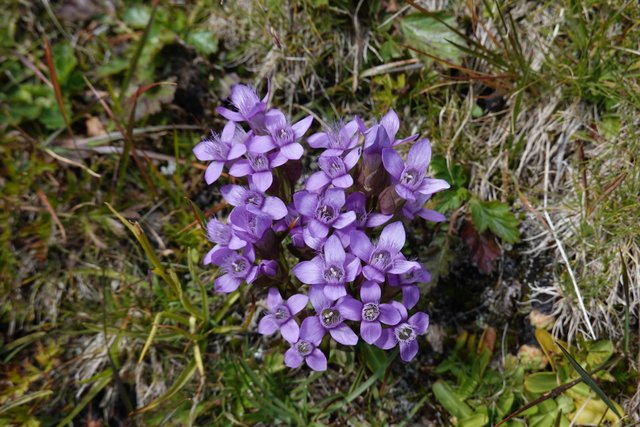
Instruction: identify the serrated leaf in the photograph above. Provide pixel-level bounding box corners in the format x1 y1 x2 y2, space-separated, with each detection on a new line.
469 198 520 243
123 5 151 28
52 43 77 86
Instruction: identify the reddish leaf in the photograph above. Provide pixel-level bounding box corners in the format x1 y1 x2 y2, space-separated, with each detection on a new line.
460 220 500 274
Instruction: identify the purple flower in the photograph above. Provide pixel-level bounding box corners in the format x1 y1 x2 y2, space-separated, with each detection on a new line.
349 221 420 283
300 286 360 345
284 318 327 371
375 301 429 362
292 235 360 300
388 265 431 309
307 119 360 157
193 121 247 184
305 148 361 192
228 149 287 192
202 218 247 264
357 281 402 344
207 247 258 293
382 139 450 202
228 206 272 244
248 109 313 160
258 288 308 343
346 192 393 229
221 184 287 220
293 188 356 238
216 83 268 125
361 109 418 154
402 193 447 222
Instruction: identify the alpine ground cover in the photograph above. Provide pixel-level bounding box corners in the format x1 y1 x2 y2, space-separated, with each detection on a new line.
1 0 639 425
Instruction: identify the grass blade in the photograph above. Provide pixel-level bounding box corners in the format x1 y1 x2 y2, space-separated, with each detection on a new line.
620 249 631 356
0 390 53 415
56 372 111 426
135 360 197 414
555 342 621 417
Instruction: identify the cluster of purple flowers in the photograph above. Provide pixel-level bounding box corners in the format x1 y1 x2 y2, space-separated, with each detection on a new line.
194 83 450 371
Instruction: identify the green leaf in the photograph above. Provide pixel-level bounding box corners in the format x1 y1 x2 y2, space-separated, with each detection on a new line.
432 380 474 420
0 391 53 415
556 342 621 417
358 341 388 374
469 198 520 243
123 5 151 28
400 13 466 64
584 340 613 368
188 30 218 56
459 412 489 427
52 43 77 86
524 372 558 394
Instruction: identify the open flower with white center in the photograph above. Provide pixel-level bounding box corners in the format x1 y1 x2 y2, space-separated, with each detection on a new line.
357 281 402 344
292 235 360 300
349 221 420 283
299 286 361 346
382 139 450 202
293 188 356 240
193 121 247 185
258 288 308 343
207 247 258 293
221 183 287 220
375 301 429 362
247 109 313 160
305 148 361 192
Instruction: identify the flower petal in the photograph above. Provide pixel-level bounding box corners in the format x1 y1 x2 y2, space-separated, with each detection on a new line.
280 142 304 160
418 178 451 195
323 284 347 301
280 319 300 343
251 171 273 192
193 141 214 161
382 148 404 180
286 294 309 315
348 230 374 261
293 191 317 217
402 285 420 309
292 115 314 138
308 219 330 238
344 255 361 282
258 314 278 335
408 312 430 335
228 159 252 177
323 187 345 208
418 208 447 223
360 281 381 303
343 147 361 171
266 287 283 311
214 273 242 293
263 196 287 220
300 315 326 345
305 171 331 193
228 143 247 160
305 348 327 371
389 259 421 275
332 174 353 188
407 139 432 171
365 213 393 228
293 258 325 285
336 296 362 321
204 161 224 184
375 328 397 350
362 265 385 283
221 184 246 206
247 135 276 153
332 211 356 229
284 348 304 368
361 321 382 344
399 340 419 362
216 106 244 122
380 109 400 141
380 221 406 253
329 324 358 345
379 303 402 325
323 234 346 267
307 132 328 148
